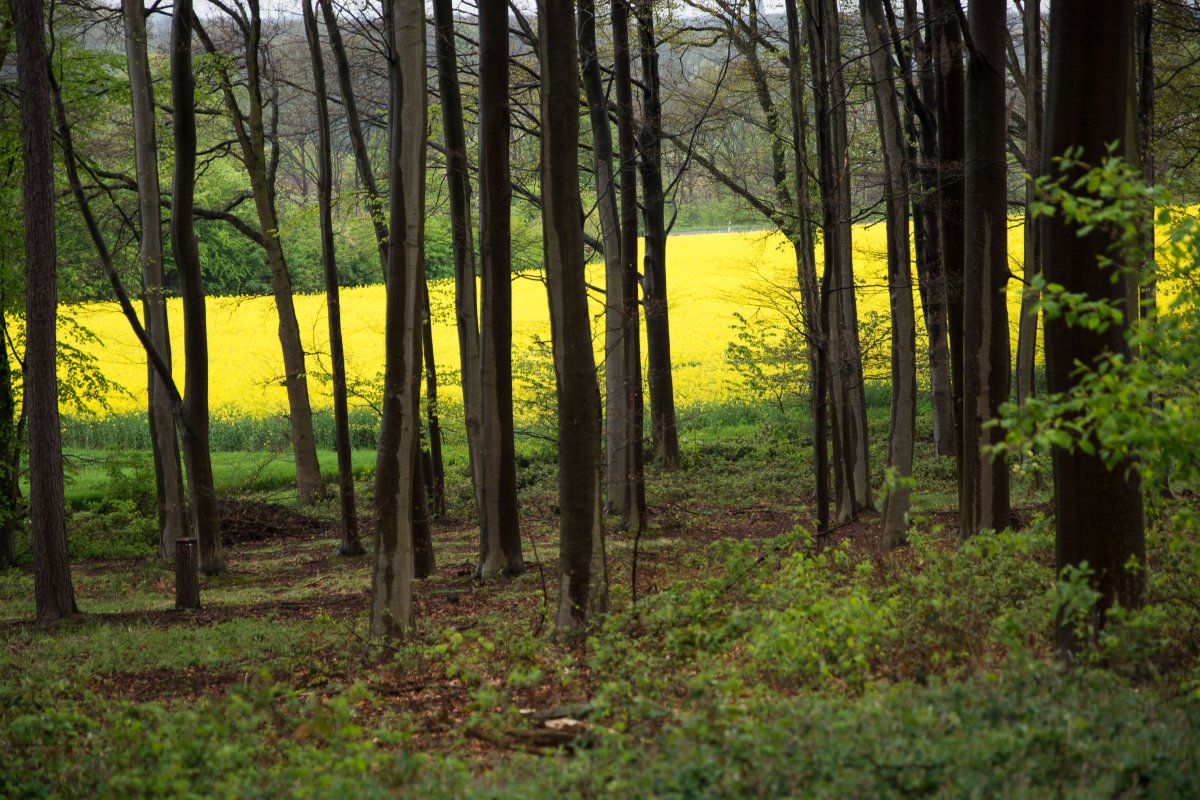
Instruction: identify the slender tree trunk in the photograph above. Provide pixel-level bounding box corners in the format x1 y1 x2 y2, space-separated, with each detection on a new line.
1015 0 1043 406
303 0 363 557
123 0 186 558
900 0 956 458
612 0 646 533
580 0 627 519
961 0 1011 537
783 0 828 535
370 0 425 638
1043 0 1144 654
540 0 604 634
421 282 445 518
0 322 16 570
432 0 486 539
807 0 872 522
477 0 525 578
15 0 77 620
863 0 917 549
196 5 325 506
171 0 225 577
930 0 967 506
636 0 681 472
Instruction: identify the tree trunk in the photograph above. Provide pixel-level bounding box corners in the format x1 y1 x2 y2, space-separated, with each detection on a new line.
580 0 627 520
123 0 186 559
636 0 681 472
174 538 200 610
783 0 828 536
540 0 604 634
863 0 917 550
0 321 17 571
477 0 525 579
807 0 872 522
961 0 1011 537
930 0 967 504
903 0 956 458
432 0 486 542
611 0 646 533
421 281 446 518
1014 0 1043 406
15 0 77 620
171 0 226 577
370 0 425 638
1043 0 1144 654
303 0 363 558
197 6 325 506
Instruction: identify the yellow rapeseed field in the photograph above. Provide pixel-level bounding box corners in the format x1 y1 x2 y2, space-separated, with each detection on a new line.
63 225 1031 417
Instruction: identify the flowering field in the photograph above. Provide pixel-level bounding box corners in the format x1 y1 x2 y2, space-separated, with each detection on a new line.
63 227 1031 418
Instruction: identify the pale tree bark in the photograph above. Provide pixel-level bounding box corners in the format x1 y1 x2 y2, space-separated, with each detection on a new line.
1014 0 1043 406
15 0 77 620
303 0 363 557
196 2 325 506
961 0 1011 537
636 0 681 472
370 0 425 638
863 0 917 550
930 0 967 499
580 0 626 519
539 0 605 634
123 0 186 559
432 0 485 536
612 0 646 533
477 0 525 579
783 0 829 536
807 0 873 522
171 0 226 576
1043 0 1144 654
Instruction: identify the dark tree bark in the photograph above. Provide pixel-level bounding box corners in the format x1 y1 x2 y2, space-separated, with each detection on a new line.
1014 0 1043 406
863 0 917 549
303 0 363 558
1042 0 1144 653
783 0 828 536
171 0 226 577
636 0 681 472
174 538 200 610
807 0 873 522
477 0 525 578
432 0 486 541
930 0 967 500
961 0 1011 537
0 319 17 571
196 3 325 506
123 0 186 559
539 0 605 634
611 0 646 533
370 0 424 638
15 0 77 620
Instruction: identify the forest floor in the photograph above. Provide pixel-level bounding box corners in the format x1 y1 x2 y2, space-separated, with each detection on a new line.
3 406 1199 797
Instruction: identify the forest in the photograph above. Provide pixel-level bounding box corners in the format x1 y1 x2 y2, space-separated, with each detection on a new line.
3 0 1200 796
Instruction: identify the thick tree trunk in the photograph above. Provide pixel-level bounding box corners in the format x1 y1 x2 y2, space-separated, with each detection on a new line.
303 0 363 558
612 0 646 532
370 0 425 638
123 0 186 558
636 1 681 472
432 0 486 540
863 0 917 550
807 0 872 522
15 0 77 620
930 0 967 503
783 0 828 535
580 0 627 520
171 0 225 577
477 0 525 579
961 0 1011 537
540 0 604 635
1015 0 1043 406
1043 0 1144 654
